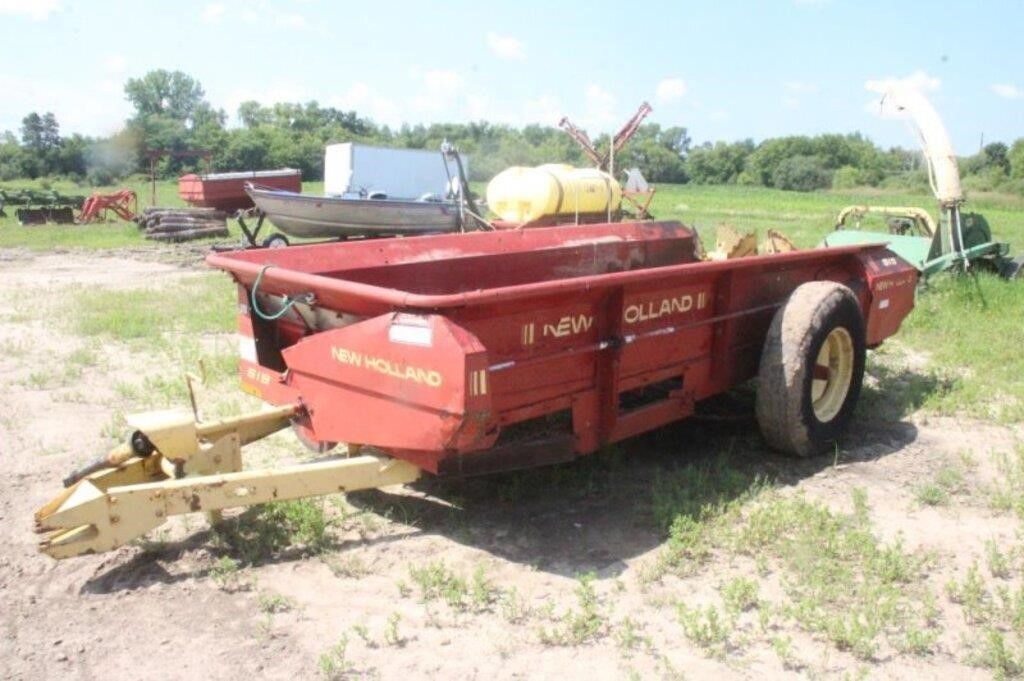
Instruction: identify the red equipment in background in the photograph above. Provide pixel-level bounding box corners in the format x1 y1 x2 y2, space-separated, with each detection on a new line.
179 169 302 212
77 189 138 223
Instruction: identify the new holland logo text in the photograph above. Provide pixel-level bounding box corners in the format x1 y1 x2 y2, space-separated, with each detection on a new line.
544 314 594 338
623 291 708 324
331 347 442 387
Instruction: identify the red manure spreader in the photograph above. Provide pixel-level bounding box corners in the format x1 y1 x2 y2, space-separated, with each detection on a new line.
36 221 916 558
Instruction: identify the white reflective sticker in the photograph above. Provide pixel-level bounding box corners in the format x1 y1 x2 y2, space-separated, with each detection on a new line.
238 335 257 362
879 298 890 310
389 323 433 346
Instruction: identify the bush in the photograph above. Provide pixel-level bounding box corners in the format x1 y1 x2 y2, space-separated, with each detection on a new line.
999 178 1024 197
879 170 930 193
831 165 861 190
771 155 831 192
962 166 1008 194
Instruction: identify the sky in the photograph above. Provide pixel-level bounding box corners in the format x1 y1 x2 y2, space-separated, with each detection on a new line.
0 0 1021 153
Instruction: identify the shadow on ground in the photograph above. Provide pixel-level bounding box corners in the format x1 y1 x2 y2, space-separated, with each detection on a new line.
345 392 920 580
84 384 927 592
860 359 958 422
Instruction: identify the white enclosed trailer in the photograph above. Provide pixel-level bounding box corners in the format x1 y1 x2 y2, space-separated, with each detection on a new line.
323 143 468 199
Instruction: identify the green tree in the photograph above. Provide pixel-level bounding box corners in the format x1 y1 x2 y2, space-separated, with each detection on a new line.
19 111 62 177
771 155 831 191
20 111 61 153
123 70 225 175
0 131 25 180
124 70 206 123
685 140 754 184
1009 139 1024 180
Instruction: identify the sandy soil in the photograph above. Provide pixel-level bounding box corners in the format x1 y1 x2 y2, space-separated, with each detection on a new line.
1 249 1021 680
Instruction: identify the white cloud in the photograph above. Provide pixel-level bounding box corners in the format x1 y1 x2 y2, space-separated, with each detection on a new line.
785 80 818 94
991 83 1024 100
0 0 58 21
239 6 308 30
200 3 226 22
656 78 687 102
421 69 464 94
329 83 402 128
0 73 130 136
272 11 307 30
523 95 563 125
204 2 309 30
865 69 940 95
486 32 525 60
864 70 941 119
411 69 465 115
104 54 127 74
582 84 617 131
466 93 489 119
782 97 800 110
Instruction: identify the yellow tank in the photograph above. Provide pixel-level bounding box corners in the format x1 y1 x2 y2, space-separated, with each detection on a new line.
486 164 622 224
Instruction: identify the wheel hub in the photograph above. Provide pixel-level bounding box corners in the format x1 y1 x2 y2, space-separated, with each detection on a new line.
810 327 854 422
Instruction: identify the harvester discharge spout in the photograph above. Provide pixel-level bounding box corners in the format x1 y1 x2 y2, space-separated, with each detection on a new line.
826 86 1020 279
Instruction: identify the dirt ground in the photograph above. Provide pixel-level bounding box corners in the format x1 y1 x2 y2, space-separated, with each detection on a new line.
1 250 1022 680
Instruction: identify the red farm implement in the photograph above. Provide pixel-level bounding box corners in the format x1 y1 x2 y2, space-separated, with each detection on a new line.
35 221 918 558
77 189 138 224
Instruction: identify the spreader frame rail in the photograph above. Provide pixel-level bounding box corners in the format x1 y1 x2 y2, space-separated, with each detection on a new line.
35 406 420 559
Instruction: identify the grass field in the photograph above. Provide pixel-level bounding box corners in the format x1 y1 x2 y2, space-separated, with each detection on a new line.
4 180 1024 677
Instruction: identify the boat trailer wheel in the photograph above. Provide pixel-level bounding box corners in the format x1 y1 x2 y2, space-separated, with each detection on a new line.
262 233 290 249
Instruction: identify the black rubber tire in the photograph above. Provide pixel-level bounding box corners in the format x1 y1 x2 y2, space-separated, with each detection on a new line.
1003 255 1024 280
756 281 866 457
262 233 290 249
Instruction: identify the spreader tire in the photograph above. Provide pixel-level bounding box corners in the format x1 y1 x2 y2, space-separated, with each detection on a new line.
756 281 866 457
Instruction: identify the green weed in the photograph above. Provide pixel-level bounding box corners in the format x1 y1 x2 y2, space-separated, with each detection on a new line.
614 616 648 654
258 592 293 614
971 628 1024 680
408 560 468 608
771 634 799 668
210 556 247 591
383 612 403 647
677 603 731 658
538 572 607 646
947 562 992 624
213 498 335 565
469 565 501 612
720 576 759 616
351 623 372 647
317 634 350 680
915 465 966 507
498 587 530 624
991 447 1024 516
988 540 1014 579
916 483 950 507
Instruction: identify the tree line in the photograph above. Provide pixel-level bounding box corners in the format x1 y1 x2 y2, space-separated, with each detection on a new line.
2 69 1024 196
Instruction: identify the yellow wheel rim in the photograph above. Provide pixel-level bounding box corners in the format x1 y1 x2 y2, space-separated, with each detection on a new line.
810 327 854 423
